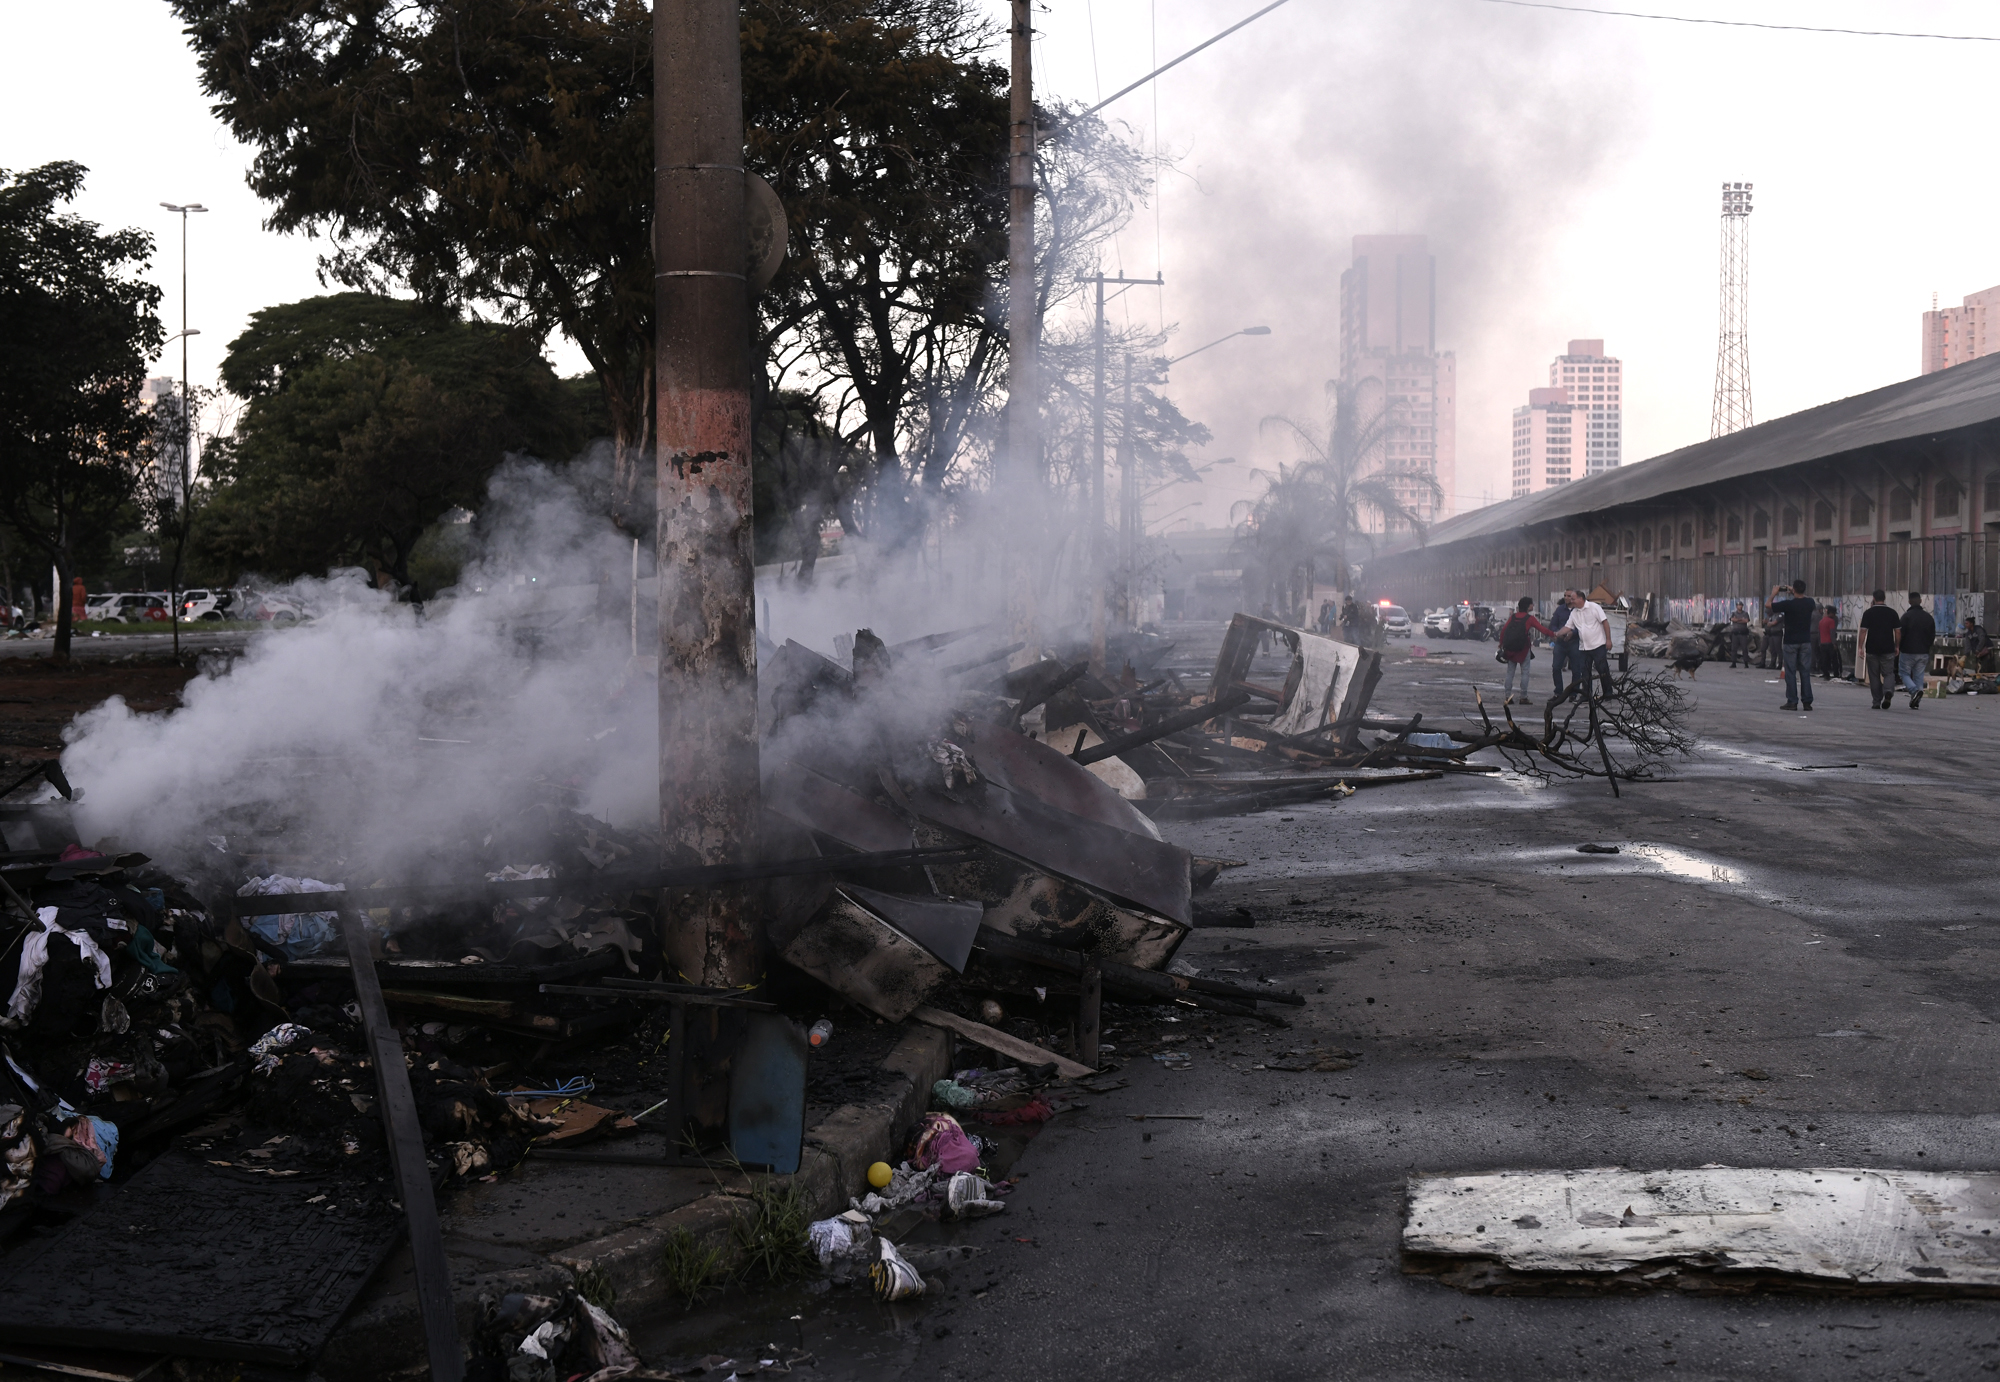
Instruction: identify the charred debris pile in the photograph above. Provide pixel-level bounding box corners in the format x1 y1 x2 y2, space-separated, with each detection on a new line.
0 606 1544 1372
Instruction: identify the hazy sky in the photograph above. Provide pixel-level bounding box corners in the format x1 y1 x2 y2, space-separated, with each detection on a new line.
6 1 1999 526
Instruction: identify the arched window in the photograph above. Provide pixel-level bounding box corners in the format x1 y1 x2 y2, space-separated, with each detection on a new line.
1623 530 1635 554
1890 487 1913 523
1936 481 1961 518
1781 507 1799 537
1986 474 2000 512
1701 513 1716 539
1564 540 1575 562
1850 494 1873 528
1680 521 1694 548
1813 500 1833 531
1591 536 1602 559
1726 513 1743 543
1640 527 1653 553
1752 510 1769 540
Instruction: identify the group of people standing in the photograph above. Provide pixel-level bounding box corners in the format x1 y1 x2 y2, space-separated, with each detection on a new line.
1495 589 1615 706
1314 596 1377 646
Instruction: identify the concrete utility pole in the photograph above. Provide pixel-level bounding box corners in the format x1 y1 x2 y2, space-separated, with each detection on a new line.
655 0 761 989
1004 0 1039 653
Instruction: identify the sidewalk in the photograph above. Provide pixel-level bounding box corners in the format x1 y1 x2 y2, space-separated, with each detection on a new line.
315 1025 950 1380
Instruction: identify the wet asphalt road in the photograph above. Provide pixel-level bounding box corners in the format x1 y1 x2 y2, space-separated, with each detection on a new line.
639 643 2000 1381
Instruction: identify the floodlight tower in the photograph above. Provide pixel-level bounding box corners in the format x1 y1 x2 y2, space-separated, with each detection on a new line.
1710 181 1754 438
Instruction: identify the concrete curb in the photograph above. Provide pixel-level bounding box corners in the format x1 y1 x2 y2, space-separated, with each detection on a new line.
317 1024 952 1380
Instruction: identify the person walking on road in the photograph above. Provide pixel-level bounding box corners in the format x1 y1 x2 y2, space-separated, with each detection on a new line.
1899 592 1936 709
1769 580 1820 711
1859 589 1900 710
1758 604 1783 669
1497 596 1555 706
1563 589 1615 701
1728 603 1751 668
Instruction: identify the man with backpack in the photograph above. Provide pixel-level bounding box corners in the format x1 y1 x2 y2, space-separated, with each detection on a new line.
1497 596 1555 706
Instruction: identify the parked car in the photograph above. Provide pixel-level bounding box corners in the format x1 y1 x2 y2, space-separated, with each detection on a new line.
245 592 306 626
106 593 172 623
1376 602 1413 638
181 587 249 622
83 592 127 622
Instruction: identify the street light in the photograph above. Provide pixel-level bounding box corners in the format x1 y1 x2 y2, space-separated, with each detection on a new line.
159 202 207 646
158 202 208 471
1165 325 1271 368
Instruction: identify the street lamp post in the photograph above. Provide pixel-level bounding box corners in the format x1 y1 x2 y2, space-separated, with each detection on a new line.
158 203 208 497
159 202 206 657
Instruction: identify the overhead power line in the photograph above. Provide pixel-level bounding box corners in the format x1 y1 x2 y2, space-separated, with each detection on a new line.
1083 0 1294 115
1477 0 2000 41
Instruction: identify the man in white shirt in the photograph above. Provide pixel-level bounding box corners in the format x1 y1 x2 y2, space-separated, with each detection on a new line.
1565 589 1614 700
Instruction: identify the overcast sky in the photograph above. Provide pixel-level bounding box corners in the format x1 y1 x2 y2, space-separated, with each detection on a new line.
6 1 1999 524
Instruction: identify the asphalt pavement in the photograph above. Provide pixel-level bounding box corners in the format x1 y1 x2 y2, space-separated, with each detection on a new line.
0 628 253 660
638 640 2000 1381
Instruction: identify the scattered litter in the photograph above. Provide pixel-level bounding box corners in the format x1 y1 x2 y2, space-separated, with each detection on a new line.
1575 843 1621 855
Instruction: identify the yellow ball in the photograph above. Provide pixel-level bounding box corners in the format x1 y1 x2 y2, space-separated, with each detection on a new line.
867 1161 894 1189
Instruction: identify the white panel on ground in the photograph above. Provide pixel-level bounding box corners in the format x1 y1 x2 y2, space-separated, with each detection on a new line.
1405 1168 2000 1288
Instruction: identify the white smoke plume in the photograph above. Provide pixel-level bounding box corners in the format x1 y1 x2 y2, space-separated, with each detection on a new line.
62 455 661 881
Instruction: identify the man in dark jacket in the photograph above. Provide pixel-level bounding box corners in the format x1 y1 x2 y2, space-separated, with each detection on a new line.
1899 592 1936 709
1769 580 1820 711
1546 598 1573 699
1859 589 1901 709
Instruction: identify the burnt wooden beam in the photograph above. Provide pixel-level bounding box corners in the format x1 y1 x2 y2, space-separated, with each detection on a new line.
1072 690 1253 765
232 846 982 916
337 901 463 1382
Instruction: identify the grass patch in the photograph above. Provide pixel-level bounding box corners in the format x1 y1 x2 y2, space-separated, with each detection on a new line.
573 1263 617 1311
729 1177 817 1286
660 1226 726 1309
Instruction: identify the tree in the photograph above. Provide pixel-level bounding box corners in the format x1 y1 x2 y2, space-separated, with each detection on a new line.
746 0 1010 547
172 0 658 523
1240 379 1439 619
0 162 164 660
198 294 581 588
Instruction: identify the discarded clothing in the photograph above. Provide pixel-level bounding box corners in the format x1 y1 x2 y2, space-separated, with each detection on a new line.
5 907 113 1028
67 1115 118 1180
931 1079 980 1110
249 1023 313 1074
944 1170 1006 1219
852 1163 943 1214
808 1209 876 1266
236 876 343 960
911 1112 980 1174
972 1095 1053 1127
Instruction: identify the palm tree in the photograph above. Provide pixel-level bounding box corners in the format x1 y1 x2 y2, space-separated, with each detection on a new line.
1234 379 1440 618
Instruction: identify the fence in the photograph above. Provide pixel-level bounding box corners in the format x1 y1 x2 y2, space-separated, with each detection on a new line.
1379 535 2000 629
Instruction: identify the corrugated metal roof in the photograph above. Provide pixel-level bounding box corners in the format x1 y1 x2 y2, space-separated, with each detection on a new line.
1421 352 2000 550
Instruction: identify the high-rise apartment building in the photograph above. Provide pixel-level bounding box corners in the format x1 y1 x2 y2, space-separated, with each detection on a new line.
1511 387 1583 497
1339 235 1456 524
1548 339 1622 475
1924 285 2000 374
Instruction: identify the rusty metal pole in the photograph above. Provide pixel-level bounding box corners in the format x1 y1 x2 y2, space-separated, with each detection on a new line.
656 0 761 990
1089 274 1107 670
1004 0 1039 656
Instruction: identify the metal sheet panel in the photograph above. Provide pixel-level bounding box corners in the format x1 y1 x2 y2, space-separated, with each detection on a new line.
1406 1167 2000 1289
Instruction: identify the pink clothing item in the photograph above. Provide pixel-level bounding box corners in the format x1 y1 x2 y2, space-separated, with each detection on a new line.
911 1113 980 1173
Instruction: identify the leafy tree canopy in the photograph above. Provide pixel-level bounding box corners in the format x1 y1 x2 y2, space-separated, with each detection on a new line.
0 161 164 658
199 293 581 590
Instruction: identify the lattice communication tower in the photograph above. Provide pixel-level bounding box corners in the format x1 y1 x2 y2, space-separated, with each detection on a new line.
1710 181 1754 438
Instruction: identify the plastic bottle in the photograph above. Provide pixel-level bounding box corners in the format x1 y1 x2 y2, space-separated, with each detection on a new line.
808 1019 833 1048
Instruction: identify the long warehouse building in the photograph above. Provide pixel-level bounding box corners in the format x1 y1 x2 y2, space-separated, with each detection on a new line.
1367 352 2000 629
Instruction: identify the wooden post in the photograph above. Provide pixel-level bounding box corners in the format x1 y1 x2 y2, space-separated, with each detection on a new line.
1078 959 1102 1069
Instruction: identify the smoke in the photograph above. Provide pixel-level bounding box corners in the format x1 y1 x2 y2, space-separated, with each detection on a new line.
1074 0 1646 516
62 453 661 879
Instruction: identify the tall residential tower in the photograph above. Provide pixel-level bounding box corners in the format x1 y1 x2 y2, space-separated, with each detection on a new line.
1923 285 2000 374
1338 235 1456 524
1549 339 1622 475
